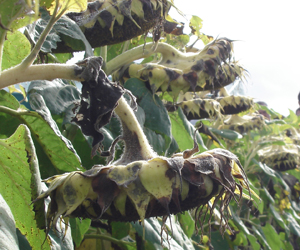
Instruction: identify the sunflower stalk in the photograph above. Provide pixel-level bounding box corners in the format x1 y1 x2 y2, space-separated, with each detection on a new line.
105 42 184 75
111 38 245 99
34 58 259 240
0 0 79 89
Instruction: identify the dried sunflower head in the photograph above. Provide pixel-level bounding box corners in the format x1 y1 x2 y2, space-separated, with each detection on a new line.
35 149 258 236
219 113 265 134
258 144 300 171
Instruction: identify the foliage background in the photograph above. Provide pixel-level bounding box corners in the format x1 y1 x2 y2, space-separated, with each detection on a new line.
0 0 300 250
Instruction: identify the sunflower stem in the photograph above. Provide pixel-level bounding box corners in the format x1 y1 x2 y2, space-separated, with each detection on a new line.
113 96 156 164
0 63 82 89
105 42 191 75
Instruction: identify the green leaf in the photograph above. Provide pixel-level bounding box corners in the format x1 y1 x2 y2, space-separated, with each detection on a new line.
16 229 32 250
258 105 283 120
28 79 81 115
210 231 230 250
2 31 31 70
111 221 131 240
70 218 91 247
59 23 93 56
265 119 286 125
0 0 32 39
28 93 84 171
40 0 56 9
26 8 61 53
44 0 87 15
51 52 73 63
132 218 194 250
58 122 106 168
169 108 206 152
177 211 195 238
258 139 286 147
270 204 290 233
165 136 179 157
209 127 242 140
0 124 50 249
247 234 261 250
144 127 169 155
0 90 84 177
231 212 251 235
284 109 299 125
48 224 74 250
285 213 300 237
165 34 190 49
233 232 248 247
255 194 264 214
132 219 164 250
106 36 153 62
27 8 92 56
0 195 19 250
255 160 276 177
252 225 272 250
28 80 106 167
189 15 203 38
279 232 294 250
261 223 281 250
261 187 275 204
165 216 195 250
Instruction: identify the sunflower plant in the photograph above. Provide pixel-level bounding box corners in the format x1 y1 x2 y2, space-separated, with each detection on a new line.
1 1 300 250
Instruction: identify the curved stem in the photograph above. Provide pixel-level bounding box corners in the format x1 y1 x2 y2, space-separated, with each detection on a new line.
105 42 194 75
0 63 82 89
0 106 40 117
113 96 156 164
122 40 131 54
192 240 206 249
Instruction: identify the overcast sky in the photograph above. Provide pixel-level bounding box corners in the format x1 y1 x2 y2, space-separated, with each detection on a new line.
170 0 300 116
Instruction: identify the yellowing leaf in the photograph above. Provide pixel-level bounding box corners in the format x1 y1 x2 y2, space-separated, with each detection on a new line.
46 0 87 15
7 84 27 100
8 85 22 95
189 15 203 37
2 31 31 70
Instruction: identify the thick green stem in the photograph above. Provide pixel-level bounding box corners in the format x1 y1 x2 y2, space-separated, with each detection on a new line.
105 42 194 75
100 46 107 63
0 106 40 117
0 29 6 73
122 40 131 54
0 63 82 89
113 96 156 164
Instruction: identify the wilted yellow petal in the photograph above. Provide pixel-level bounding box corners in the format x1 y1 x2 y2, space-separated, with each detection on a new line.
139 158 174 201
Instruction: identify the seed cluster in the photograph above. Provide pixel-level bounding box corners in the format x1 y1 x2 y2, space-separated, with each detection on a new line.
116 38 245 99
35 148 257 235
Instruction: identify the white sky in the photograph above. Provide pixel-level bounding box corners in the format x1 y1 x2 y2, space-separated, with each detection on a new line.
170 0 300 116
